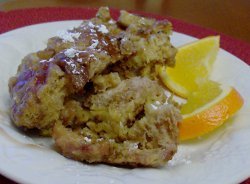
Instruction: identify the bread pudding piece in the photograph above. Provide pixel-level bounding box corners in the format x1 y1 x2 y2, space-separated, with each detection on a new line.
8 7 177 135
8 7 180 166
53 77 181 167
108 10 177 79
8 54 67 135
8 7 122 134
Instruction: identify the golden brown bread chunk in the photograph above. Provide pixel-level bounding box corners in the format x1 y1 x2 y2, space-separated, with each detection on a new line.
9 7 122 134
53 77 181 167
8 7 180 166
8 54 67 135
112 10 176 79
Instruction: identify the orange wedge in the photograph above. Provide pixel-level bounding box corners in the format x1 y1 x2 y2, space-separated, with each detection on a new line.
159 36 220 98
179 83 244 141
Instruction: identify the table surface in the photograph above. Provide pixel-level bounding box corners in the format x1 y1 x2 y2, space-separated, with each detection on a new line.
0 0 250 44
0 0 249 184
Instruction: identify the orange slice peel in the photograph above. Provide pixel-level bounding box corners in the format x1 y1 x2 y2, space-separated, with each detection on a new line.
179 86 244 141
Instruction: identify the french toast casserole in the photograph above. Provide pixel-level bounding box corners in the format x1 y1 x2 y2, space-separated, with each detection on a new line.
8 7 181 167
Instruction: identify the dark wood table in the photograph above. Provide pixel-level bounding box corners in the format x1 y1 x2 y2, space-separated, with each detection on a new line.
0 0 249 183
0 0 249 43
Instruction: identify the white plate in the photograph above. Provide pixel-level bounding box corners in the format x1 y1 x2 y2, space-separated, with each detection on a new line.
0 21 250 184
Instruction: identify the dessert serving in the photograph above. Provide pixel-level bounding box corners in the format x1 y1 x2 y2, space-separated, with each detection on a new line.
8 7 181 167
7 6 244 170
0 5 248 184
